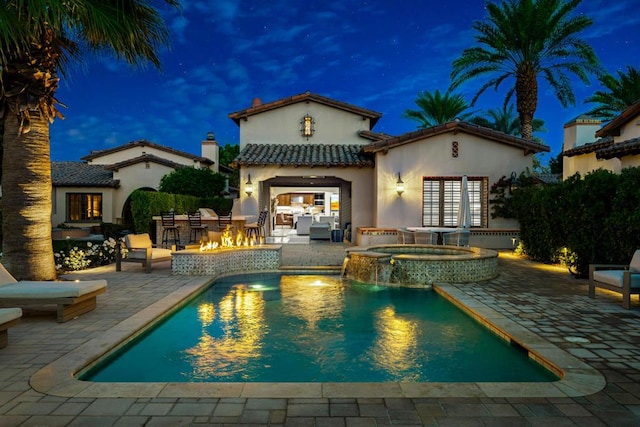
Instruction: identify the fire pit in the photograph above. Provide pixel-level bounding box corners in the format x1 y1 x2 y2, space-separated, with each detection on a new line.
171 227 282 276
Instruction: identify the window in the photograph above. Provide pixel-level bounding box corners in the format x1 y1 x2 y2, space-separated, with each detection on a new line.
67 193 103 221
422 177 487 227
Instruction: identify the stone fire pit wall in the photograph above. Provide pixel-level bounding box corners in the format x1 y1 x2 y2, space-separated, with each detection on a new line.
172 245 282 276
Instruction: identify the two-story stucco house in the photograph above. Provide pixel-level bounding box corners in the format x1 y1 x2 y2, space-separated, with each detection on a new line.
231 92 550 248
562 100 640 179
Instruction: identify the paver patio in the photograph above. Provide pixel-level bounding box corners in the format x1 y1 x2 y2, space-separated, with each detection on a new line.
0 242 638 426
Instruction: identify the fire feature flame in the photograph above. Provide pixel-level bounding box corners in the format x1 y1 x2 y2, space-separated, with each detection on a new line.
200 226 257 252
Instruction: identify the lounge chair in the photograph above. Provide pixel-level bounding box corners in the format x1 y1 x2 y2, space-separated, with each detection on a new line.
115 233 173 273
0 307 22 348
0 264 106 322
589 250 640 309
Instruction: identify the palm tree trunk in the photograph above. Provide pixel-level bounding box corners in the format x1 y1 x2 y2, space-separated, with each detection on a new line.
2 111 57 280
516 65 538 141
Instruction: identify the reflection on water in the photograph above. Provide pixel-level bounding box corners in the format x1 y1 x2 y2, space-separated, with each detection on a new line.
185 285 266 380
280 276 345 329
84 273 557 383
369 306 420 379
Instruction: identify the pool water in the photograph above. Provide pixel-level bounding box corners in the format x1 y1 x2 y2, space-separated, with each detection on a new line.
83 273 557 383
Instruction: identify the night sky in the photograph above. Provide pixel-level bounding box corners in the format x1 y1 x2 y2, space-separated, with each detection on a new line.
49 0 640 164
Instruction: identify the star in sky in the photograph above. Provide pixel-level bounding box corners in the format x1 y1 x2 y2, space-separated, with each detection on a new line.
50 0 640 164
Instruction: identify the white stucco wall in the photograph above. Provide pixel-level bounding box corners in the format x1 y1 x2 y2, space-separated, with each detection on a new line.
86 145 209 169
111 162 178 222
373 133 536 229
239 101 372 148
563 153 620 179
615 118 640 142
563 119 601 151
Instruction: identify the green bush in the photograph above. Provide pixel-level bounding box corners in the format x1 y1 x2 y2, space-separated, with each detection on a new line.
129 190 232 234
159 167 227 197
511 167 640 277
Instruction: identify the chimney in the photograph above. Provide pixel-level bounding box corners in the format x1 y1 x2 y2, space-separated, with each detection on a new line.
251 97 262 107
563 115 601 152
201 132 220 172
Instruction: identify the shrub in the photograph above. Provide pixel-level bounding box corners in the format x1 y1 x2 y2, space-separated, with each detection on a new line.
511 167 640 277
54 238 121 272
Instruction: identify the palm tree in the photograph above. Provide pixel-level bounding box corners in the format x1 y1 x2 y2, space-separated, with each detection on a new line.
471 104 546 139
403 89 472 128
451 0 600 140
585 65 640 120
0 1 177 280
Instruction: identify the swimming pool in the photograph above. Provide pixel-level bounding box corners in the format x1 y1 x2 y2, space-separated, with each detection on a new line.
82 273 557 383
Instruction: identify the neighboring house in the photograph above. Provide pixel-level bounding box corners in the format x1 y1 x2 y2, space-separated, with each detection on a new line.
231 92 550 248
52 135 226 228
562 101 640 178
562 115 619 178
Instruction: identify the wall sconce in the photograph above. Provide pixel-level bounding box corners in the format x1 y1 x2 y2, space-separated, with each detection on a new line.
508 171 518 194
300 114 315 139
396 173 404 196
245 174 253 197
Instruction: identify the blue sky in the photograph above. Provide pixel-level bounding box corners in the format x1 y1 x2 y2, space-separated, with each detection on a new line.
50 0 640 164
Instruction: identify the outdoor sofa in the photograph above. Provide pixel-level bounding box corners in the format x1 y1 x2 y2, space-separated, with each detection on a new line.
589 249 640 309
0 264 107 322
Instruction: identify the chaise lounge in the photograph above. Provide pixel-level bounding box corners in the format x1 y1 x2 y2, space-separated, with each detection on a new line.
0 307 22 348
0 264 107 322
589 249 640 309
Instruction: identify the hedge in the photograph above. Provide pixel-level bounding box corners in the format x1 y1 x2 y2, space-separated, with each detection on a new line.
511 167 640 277
129 190 233 235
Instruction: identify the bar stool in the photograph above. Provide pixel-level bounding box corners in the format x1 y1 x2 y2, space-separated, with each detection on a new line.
161 211 180 247
188 211 208 243
244 210 268 241
216 213 233 232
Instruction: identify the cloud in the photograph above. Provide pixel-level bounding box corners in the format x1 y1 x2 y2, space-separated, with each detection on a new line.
169 15 189 44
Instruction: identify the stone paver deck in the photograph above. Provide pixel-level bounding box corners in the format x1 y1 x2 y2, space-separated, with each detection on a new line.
0 241 639 426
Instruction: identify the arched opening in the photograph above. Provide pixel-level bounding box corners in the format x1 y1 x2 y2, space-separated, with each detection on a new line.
121 187 157 232
261 176 351 243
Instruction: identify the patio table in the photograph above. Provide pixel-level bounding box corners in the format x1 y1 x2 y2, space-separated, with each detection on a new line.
407 227 460 245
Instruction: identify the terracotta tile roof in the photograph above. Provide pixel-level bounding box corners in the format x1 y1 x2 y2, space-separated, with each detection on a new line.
81 139 213 165
596 136 640 160
358 130 394 141
52 162 119 187
562 136 614 157
363 121 550 155
232 144 375 168
533 173 562 184
595 100 640 138
104 154 187 171
228 92 382 128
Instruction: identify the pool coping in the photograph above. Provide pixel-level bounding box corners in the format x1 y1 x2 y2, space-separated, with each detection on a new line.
30 271 605 399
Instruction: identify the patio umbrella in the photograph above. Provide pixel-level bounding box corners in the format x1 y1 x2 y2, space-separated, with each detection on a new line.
457 175 471 229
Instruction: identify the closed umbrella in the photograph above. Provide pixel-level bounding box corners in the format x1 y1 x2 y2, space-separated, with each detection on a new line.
457 175 471 229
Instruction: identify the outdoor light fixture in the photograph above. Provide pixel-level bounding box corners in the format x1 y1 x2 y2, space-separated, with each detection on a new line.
301 114 315 139
245 174 253 197
396 173 404 196
508 171 518 194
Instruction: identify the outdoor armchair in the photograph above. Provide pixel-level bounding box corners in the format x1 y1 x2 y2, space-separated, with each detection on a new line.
116 233 173 274
589 250 640 309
